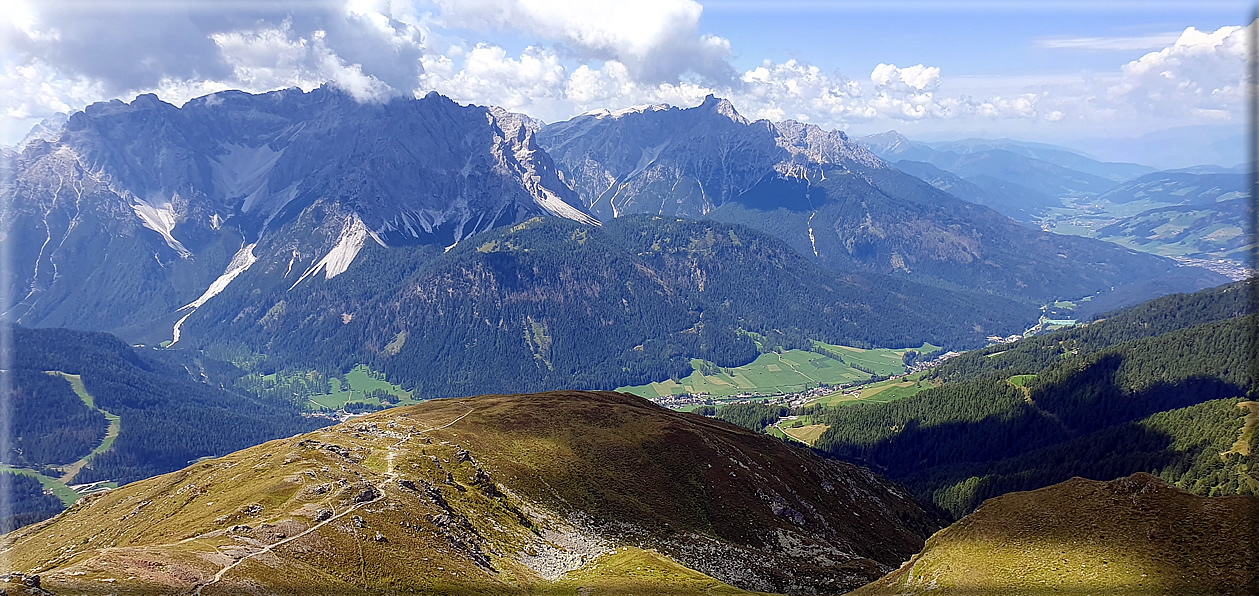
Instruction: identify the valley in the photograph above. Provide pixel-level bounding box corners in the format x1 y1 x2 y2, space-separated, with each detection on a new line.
0 82 1251 596
617 342 936 404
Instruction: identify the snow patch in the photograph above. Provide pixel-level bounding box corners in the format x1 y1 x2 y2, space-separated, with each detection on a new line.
132 199 191 257
584 104 671 119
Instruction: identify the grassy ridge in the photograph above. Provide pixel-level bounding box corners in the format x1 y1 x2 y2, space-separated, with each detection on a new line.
852 474 1258 596
2 391 943 595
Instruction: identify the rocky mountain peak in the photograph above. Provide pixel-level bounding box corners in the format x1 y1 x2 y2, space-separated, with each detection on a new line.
696 94 749 124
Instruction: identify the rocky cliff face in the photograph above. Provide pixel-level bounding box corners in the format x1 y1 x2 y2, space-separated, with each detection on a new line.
536 94 881 219
539 96 1225 307
2 87 594 341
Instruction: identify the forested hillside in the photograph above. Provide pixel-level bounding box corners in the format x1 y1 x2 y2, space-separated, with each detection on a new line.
699 282 1255 518
5 326 326 491
186 216 1037 398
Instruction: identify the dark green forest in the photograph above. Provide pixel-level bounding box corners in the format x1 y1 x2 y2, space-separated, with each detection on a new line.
3 370 106 468
702 281 1256 518
0 472 64 533
7 326 327 485
809 282 1255 516
185 216 1038 399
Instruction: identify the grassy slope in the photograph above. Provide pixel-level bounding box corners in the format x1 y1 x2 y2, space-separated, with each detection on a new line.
780 424 831 446
2 391 943 595
852 473 1258 596
809 372 934 407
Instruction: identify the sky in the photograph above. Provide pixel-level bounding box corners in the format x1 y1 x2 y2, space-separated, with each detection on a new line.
0 0 1253 150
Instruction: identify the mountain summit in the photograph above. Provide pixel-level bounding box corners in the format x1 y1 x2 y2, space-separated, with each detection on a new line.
1 390 945 594
536 95 878 219
3 87 595 339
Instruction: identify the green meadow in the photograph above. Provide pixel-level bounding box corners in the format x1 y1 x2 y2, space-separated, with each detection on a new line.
305 364 424 410
619 343 939 399
807 371 934 407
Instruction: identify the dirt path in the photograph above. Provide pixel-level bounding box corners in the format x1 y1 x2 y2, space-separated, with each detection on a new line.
190 404 474 595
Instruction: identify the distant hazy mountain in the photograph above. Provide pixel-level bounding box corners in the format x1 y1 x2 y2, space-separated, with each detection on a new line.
1091 169 1250 263
925 137 1154 181
855 130 1148 218
890 160 1056 222
1069 124 1246 170
1098 170 1246 205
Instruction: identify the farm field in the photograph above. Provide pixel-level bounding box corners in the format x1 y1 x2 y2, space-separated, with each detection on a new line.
779 423 831 446
808 371 934 407
812 341 940 377
619 343 940 399
620 350 868 399
305 365 423 410
1008 374 1037 388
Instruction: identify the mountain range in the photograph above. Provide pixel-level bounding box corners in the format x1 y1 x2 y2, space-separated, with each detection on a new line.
0 86 1250 595
855 130 1153 220
537 97 1219 307
0 88 1227 400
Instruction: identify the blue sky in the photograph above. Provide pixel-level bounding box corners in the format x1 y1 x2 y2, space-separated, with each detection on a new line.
0 0 1252 150
703 2 1241 75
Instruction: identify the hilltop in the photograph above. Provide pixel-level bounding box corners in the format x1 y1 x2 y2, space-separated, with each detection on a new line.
852 473 1258 595
1 390 944 595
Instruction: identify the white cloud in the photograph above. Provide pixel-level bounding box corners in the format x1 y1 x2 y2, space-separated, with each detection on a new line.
431 0 733 83
419 44 567 112
1106 23 1250 120
0 2 1250 146
1033 32 1182 51
0 59 105 120
871 63 940 91
0 0 426 111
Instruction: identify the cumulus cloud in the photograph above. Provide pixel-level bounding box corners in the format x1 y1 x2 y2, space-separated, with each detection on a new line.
420 44 567 112
431 0 733 84
870 63 940 92
0 0 427 107
1107 23 1250 118
0 2 1250 146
